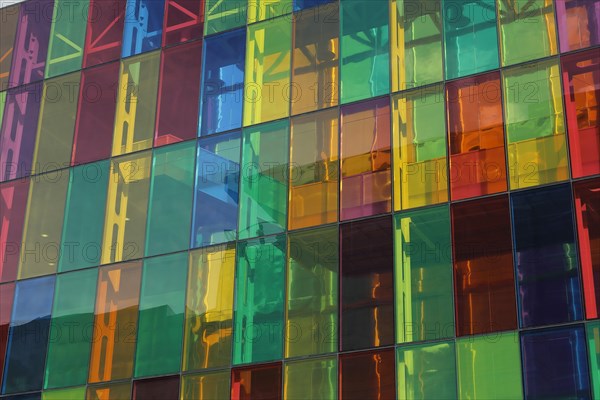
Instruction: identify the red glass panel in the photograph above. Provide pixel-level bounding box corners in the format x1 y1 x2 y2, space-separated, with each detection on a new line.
0 282 15 386
133 376 180 400
339 349 396 400
231 363 282 400
163 0 204 46
0 179 29 283
83 0 127 68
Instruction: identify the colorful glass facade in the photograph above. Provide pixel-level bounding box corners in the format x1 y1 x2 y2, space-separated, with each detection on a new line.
0 0 599 399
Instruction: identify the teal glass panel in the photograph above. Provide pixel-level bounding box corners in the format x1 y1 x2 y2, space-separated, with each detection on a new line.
443 0 499 79
205 0 247 35
44 269 97 389
340 0 390 104
145 141 196 257
238 120 289 240
587 321 600 399
233 235 286 364
134 252 187 377
284 357 337 400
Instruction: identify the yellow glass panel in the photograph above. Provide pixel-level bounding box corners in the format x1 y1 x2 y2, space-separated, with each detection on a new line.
86 383 132 400
284 357 337 400
181 370 230 400
248 0 292 23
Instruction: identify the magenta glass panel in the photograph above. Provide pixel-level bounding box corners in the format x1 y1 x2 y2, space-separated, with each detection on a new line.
0 179 29 283
72 62 119 165
556 0 600 52
132 376 180 400
163 0 204 46
83 0 127 68
0 82 43 182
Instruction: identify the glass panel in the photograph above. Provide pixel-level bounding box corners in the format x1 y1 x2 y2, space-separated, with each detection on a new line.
42 387 86 400
447 72 507 200
452 196 518 336
101 151 152 264
392 85 448 210
561 49 600 178
86 383 131 400
291 2 339 115
0 283 15 386
88 261 142 383
204 0 247 35
340 0 389 104
183 245 236 371
456 332 523 399
181 370 230 400
238 120 289 240
112 51 160 156
0 91 5 129
135 253 187 377
521 326 590 399
339 349 396 400
2 276 55 394
155 41 202 146
340 98 391 221
556 0 600 52
587 321 600 398
19 170 70 280
45 0 87 78
341 216 394 351
503 59 568 189
233 235 286 364
294 0 335 10
243 17 292 126
391 0 443 91
83 0 127 68
0 179 29 282
32 72 80 175
289 109 338 230
72 62 120 165
0 82 43 182
512 184 583 328
122 0 165 57
286 226 338 357
4 394 41 400
200 28 246 136
443 0 499 79
163 0 204 46
192 132 241 248
394 205 454 343
284 357 337 400
397 341 456 400
231 363 282 400
248 0 292 23
59 160 110 272
44 269 97 389
145 141 195 257
0 5 19 90
133 376 180 399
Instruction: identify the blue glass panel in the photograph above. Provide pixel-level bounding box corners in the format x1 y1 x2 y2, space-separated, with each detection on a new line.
192 131 241 248
521 326 591 399
511 184 583 328
199 29 246 136
2 276 55 394
294 0 335 11
122 0 166 58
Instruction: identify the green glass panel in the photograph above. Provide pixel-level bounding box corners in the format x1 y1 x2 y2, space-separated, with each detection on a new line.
456 332 523 400
498 0 557 66
43 386 86 400
233 235 286 364
443 0 499 79
286 226 338 358
44 269 97 389
59 160 109 272
284 357 338 400
587 321 600 399
238 120 289 240
205 0 247 35
248 0 292 23
394 205 454 343
181 370 230 400
145 141 196 257
340 0 390 104
397 341 457 400
134 252 187 377
0 91 6 129
45 0 87 78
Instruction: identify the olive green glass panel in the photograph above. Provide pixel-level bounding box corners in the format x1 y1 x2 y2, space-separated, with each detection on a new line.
183 245 236 371
135 252 187 378
392 86 448 211
205 0 247 35
43 386 86 400
32 72 80 174
456 332 524 400
86 383 131 400
284 357 338 400
233 235 286 364
59 160 109 272
45 0 87 78
19 170 70 279
394 205 454 343
498 0 558 66
101 151 152 264
286 226 338 357
181 370 230 400
397 341 457 400
340 0 390 104
248 0 292 23
238 120 289 240
112 51 160 156
145 141 195 257
244 17 292 126
588 321 600 399
503 59 568 189
44 269 97 389
391 0 443 91
443 0 499 79
0 91 5 128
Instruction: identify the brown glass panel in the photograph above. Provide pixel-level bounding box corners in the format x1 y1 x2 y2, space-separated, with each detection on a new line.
231 363 282 400
339 349 396 400
133 376 180 400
